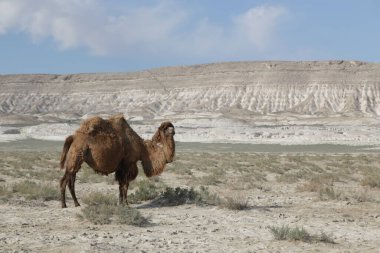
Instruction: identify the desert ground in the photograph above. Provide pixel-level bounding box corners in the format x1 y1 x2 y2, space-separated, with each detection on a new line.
1 146 380 253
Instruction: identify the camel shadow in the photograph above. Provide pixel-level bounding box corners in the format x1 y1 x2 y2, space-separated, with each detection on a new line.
135 199 289 210
245 205 287 212
135 197 191 209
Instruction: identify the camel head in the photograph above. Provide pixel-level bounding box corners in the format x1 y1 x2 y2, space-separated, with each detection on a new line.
159 121 175 137
152 121 176 163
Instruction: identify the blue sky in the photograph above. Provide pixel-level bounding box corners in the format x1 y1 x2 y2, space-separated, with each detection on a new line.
0 0 379 74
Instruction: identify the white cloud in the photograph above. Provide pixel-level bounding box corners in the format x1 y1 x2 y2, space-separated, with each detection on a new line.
0 1 288 59
234 5 288 51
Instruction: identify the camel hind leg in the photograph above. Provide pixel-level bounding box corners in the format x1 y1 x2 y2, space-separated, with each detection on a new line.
68 173 80 207
60 148 84 208
60 170 70 208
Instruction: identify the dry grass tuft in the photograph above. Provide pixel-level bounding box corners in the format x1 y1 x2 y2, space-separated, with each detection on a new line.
221 195 250 210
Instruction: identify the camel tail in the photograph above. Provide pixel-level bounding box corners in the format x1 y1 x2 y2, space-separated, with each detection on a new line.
60 135 74 169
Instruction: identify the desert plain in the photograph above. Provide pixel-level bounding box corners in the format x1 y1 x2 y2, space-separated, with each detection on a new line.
1 61 380 252
1 145 380 252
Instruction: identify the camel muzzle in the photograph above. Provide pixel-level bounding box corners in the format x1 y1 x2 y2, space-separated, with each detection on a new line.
167 127 175 135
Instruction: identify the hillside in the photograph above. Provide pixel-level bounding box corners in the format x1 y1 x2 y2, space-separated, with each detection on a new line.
1 61 380 145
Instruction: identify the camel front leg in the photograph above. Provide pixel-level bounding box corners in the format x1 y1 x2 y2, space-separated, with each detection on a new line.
122 181 130 205
115 165 127 205
115 162 138 205
124 163 139 205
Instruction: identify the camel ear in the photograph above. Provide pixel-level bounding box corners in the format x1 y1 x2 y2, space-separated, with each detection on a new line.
159 122 167 131
158 122 174 132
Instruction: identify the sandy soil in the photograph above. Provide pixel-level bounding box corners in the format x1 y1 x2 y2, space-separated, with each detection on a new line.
1 151 380 253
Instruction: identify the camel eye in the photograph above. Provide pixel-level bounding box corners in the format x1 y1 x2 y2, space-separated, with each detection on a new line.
166 127 175 135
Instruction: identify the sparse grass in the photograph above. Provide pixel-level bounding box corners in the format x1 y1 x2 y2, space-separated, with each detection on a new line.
297 175 334 192
197 173 223 185
0 185 11 202
361 174 380 188
318 186 341 201
0 152 61 181
269 225 335 244
277 171 305 183
11 180 60 201
79 191 150 226
351 189 373 203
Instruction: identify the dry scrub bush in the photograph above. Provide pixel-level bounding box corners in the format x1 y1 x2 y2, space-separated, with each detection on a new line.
222 195 250 210
157 186 220 206
79 191 150 226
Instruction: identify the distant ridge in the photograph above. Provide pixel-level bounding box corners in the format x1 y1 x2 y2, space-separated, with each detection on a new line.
0 61 380 124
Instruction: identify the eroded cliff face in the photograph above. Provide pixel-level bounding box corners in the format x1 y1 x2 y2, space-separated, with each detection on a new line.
0 61 379 144
1 61 379 122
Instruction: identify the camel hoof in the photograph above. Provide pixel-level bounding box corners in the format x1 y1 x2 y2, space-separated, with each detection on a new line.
118 202 129 207
62 205 67 208
75 203 81 207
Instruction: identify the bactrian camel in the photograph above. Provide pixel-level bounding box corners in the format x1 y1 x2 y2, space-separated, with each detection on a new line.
59 114 175 208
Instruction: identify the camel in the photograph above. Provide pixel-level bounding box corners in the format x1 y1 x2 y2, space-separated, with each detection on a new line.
59 114 176 208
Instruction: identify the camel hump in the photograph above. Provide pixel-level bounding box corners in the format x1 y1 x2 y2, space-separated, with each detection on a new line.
76 116 115 136
109 114 128 129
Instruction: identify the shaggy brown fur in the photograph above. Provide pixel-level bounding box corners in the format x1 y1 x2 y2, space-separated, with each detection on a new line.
59 115 175 208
